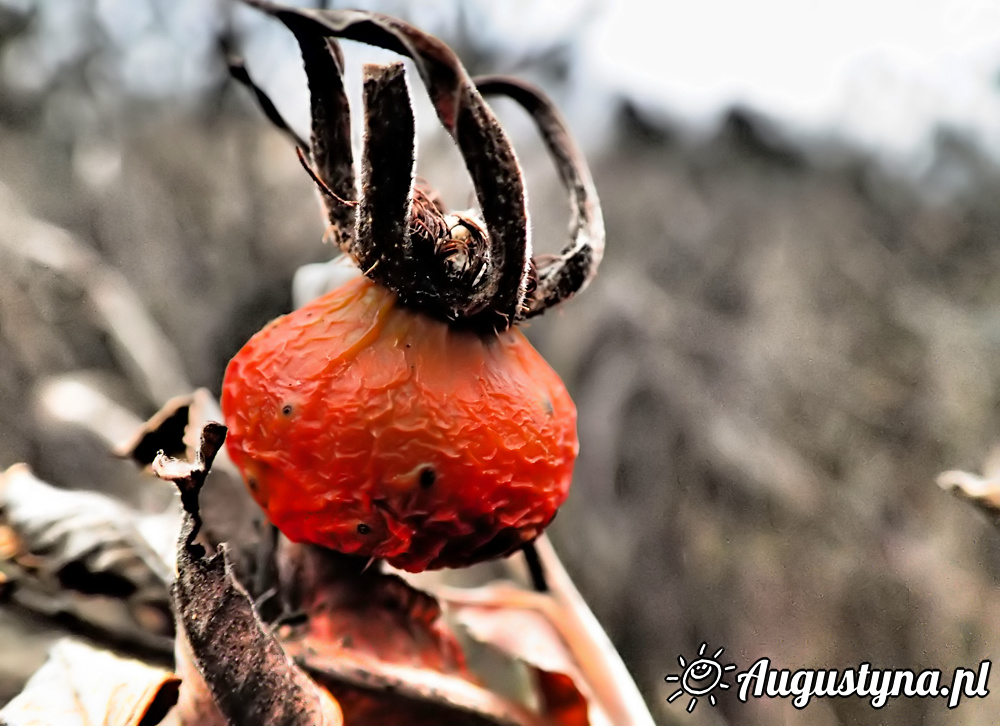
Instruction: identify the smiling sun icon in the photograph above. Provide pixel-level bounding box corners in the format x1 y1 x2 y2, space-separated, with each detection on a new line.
664 642 738 713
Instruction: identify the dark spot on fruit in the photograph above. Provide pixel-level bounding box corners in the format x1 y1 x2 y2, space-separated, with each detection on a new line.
357 523 371 535
247 476 259 493
542 398 554 416
281 404 293 416
419 467 436 489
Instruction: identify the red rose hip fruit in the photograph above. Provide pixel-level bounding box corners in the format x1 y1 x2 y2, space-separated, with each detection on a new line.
221 275 577 571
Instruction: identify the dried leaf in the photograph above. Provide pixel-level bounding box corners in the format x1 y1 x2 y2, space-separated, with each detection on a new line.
0 463 175 615
0 638 179 726
120 390 260 547
275 541 545 726
441 535 655 726
161 424 342 726
163 627 226 726
443 585 598 726
293 647 546 726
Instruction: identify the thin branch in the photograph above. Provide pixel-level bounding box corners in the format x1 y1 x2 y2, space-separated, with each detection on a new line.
227 56 308 150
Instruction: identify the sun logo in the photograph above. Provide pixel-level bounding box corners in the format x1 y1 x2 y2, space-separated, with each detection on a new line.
664 642 738 713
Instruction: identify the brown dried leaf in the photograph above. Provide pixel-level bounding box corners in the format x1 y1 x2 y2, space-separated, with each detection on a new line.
292 646 546 726
0 638 179 726
171 543 342 726
161 424 342 726
275 541 546 726
122 391 260 547
442 585 598 726
441 536 655 726
0 464 175 622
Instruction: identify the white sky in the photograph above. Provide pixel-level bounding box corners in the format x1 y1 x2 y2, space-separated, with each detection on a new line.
44 0 995 171
583 0 1000 163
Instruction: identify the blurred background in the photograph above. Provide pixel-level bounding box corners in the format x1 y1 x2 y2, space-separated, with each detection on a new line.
3 0 1000 724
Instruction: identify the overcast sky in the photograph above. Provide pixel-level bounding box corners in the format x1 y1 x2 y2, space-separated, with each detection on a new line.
250 0 1000 168
5 0 1000 170
587 0 1000 165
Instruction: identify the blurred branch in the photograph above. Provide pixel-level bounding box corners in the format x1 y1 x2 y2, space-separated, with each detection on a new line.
0 185 192 408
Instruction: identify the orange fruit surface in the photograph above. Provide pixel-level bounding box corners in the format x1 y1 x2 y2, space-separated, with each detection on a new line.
221 275 577 571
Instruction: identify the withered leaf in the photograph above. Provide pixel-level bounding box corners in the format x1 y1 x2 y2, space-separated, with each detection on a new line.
127 392 260 548
162 424 342 726
292 648 547 726
443 585 598 726
275 541 545 726
172 543 342 726
440 536 655 726
0 638 179 726
0 463 175 608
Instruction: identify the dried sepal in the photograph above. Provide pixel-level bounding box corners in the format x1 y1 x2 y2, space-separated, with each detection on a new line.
241 0 532 330
282 18 357 249
476 77 605 317
355 62 417 289
0 638 179 726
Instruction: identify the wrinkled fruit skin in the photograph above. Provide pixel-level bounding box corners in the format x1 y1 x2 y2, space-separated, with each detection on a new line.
221 276 577 571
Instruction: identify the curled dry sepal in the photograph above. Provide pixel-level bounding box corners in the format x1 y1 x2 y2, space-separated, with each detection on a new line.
235 0 604 332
